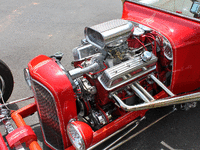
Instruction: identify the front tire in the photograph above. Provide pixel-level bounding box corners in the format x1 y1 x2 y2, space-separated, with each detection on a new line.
0 60 14 103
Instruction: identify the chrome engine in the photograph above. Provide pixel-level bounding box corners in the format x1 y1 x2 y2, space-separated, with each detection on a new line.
21 17 200 150
69 19 174 130
98 53 157 91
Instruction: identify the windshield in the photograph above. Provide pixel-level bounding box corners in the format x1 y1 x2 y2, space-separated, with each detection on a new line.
131 0 195 18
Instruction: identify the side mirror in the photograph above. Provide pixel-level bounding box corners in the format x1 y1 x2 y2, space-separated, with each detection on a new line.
190 1 200 17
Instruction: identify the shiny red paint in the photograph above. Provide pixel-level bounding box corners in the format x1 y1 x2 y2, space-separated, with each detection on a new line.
65 88 170 150
11 103 42 150
9 99 147 150
70 121 93 149
91 109 146 145
6 125 37 149
87 77 110 106
122 1 200 94
11 103 37 127
0 133 8 150
24 56 149 150
9 2 200 150
66 109 147 150
28 55 77 148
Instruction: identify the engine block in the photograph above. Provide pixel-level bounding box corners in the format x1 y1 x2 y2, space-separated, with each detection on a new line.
98 54 157 91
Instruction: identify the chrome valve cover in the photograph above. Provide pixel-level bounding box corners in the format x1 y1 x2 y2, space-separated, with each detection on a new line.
98 54 158 91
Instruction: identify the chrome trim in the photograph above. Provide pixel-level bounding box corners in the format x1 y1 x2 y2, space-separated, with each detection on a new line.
98 66 156 91
134 82 155 101
85 19 133 49
88 108 175 150
0 76 5 93
141 51 152 62
87 117 143 150
149 74 175 97
103 116 145 150
139 24 152 32
98 53 157 91
112 92 200 112
109 109 176 150
69 62 99 79
130 84 150 103
32 79 64 150
0 96 34 108
98 65 156 91
163 44 173 61
132 27 144 36
67 123 86 150
72 43 100 61
24 68 32 88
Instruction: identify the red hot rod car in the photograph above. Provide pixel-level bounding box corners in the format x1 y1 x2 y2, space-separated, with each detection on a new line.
1 0 200 150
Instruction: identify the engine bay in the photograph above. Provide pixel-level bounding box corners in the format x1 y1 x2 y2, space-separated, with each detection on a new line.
1 1 200 149
68 19 173 130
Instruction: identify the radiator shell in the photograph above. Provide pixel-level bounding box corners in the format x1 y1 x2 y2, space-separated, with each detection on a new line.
28 55 77 149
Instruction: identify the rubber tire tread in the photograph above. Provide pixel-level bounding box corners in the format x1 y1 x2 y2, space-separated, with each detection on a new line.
0 60 14 103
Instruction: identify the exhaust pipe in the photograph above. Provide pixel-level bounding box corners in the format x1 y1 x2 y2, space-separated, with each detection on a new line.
112 92 200 111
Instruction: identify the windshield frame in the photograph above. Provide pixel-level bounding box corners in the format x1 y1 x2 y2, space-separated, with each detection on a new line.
125 0 200 23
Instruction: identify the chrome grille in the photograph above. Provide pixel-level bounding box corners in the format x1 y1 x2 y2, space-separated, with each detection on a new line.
164 45 173 60
32 80 64 150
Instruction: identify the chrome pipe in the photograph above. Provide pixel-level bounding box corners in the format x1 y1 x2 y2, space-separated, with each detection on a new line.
134 82 155 101
109 109 175 150
130 84 150 103
122 75 150 103
112 92 200 112
0 96 34 108
87 118 140 150
103 116 145 150
69 62 99 79
149 74 175 97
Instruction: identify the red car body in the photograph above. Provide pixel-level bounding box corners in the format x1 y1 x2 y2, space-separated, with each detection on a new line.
122 1 200 94
1 1 200 150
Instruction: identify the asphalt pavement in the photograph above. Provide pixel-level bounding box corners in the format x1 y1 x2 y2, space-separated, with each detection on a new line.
0 0 200 150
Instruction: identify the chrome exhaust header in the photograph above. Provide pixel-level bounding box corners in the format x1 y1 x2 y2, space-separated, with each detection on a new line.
112 92 200 112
